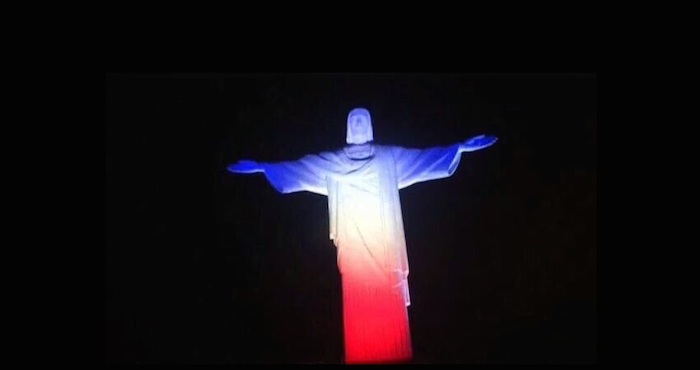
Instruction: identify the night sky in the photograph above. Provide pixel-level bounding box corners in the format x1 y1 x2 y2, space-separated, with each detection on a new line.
106 73 596 364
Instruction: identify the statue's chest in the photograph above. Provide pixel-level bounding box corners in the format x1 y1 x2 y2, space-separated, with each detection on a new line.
336 158 382 198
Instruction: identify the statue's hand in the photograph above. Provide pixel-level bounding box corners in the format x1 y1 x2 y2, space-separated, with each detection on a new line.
460 134 498 153
227 160 264 174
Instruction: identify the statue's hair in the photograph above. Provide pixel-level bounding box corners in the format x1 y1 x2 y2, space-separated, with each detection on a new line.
347 107 370 120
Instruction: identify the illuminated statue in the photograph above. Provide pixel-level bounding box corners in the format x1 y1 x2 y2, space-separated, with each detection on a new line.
227 108 497 364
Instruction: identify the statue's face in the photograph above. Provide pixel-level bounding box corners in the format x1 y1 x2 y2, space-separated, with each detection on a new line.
346 108 373 144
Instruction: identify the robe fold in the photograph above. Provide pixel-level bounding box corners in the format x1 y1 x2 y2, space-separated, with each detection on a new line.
261 143 462 364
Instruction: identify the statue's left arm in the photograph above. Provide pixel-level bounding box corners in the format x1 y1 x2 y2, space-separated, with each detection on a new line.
392 134 497 189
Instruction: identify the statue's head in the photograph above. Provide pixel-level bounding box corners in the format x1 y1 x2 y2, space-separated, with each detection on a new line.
346 107 373 145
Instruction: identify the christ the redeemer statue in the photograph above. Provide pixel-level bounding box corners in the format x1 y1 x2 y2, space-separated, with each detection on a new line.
227 107 497 364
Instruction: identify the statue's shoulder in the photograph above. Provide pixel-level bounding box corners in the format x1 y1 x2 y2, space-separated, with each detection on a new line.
315 149 345 162
373 144 401 156
373 144 394 152
326 148 345 157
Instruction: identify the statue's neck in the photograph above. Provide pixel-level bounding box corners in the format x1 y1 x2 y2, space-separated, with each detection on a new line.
344 142 374 160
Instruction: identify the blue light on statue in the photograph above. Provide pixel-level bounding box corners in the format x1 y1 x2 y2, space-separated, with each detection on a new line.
227 107 497 364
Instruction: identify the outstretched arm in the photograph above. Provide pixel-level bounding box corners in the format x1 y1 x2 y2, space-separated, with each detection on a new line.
393 134 498 189
226 152 342 196
227 160 264 174
458 134 498 154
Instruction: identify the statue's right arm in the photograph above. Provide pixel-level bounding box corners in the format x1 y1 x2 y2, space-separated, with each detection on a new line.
227 152 337 195
227 159 265 174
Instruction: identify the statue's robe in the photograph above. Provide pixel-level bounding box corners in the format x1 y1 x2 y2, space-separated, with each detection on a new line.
262 143 462 364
